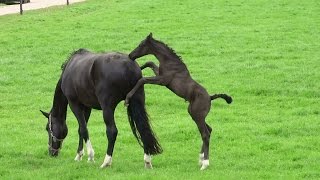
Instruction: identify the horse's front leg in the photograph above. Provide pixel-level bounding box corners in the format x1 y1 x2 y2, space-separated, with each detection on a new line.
69 102 95 162
74 134 85 161
124 76 168 106
100 107 118 168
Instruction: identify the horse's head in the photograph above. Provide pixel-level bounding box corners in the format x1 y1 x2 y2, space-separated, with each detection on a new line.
129 33 154 60
40 110 68 156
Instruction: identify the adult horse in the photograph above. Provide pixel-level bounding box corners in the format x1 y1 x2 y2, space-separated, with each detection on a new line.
40 49 162 168
125 34 232 170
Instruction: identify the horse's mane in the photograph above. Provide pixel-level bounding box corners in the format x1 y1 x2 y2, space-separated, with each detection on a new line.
152 39 184 63
61 48 90 71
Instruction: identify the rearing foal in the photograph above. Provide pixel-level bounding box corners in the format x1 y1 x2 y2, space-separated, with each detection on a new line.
125 33 232 170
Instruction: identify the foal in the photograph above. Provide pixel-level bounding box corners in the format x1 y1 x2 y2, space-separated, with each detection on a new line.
125 33 232 170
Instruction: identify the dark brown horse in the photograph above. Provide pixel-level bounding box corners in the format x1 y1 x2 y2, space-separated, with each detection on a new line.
40 49 162 169
125 34 232 170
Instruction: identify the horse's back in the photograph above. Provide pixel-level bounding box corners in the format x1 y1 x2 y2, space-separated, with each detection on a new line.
61 50 142 109
92 52 142 92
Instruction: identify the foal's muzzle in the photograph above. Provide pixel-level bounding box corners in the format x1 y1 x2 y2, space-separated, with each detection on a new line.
128 54 136 60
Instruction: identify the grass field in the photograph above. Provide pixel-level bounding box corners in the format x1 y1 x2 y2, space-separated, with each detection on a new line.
0 0 319 179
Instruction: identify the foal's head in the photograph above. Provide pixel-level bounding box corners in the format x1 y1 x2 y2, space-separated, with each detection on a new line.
40 110 68 156
129 33 154 60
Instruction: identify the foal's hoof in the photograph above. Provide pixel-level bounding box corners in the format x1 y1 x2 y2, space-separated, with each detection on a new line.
200 160 209 170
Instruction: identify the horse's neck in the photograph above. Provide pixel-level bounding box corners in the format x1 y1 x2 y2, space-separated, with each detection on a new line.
51 78 68 119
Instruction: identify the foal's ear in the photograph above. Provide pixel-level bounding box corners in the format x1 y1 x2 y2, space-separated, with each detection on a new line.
40 110 49 118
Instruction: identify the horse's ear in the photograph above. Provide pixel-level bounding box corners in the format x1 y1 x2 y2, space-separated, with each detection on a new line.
40 110 49 118
147 33 153 40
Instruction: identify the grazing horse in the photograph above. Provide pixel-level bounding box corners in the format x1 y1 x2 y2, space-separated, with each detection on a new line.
125 34 232 170
40 49 162 169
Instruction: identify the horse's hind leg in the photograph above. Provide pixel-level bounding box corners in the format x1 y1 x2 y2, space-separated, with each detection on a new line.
188 98 211 170
100 106 118 168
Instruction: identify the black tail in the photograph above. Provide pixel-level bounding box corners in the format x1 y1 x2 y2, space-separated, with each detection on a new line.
127 90 162 155
211 94 233 104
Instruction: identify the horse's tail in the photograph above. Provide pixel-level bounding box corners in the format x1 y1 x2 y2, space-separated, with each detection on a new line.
210 94 233 104
127 88 162 155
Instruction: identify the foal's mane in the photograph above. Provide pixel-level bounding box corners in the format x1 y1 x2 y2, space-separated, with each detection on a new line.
151 39 184 63
61 48 90 71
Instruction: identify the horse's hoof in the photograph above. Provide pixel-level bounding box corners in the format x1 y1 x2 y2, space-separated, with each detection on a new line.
100 163 112 168
100 155 112 168
87 158 95 163
200 160 209 170
74 150 84 161
199 153 204 166
87 152 95 162
74 155 82 161
145 162 153 169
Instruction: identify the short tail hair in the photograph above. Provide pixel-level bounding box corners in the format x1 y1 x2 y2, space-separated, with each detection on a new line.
210 94 232 104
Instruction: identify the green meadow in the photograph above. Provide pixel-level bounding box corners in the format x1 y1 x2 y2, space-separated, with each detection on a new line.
0 0 319 179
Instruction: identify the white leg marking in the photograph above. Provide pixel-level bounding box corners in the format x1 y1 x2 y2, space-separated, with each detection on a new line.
74 149 84 161
100 154 112 168
86 140 95 162
199 153 204 166
200 160 209 170
144 154 153 169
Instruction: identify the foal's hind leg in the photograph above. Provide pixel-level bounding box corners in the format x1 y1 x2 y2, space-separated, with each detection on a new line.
188 98 211 170
199 123 212 166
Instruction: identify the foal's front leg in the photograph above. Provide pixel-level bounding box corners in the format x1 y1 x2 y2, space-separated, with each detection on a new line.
75 107 92 161
140 61 159 76
124 76 168 106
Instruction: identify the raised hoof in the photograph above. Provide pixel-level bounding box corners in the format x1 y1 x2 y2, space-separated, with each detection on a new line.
200 160 209 170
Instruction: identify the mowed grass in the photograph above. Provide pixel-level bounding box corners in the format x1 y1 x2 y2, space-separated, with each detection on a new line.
0 0 319 179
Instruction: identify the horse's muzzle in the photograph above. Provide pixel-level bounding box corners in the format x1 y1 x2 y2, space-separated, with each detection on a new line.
48 148 59 157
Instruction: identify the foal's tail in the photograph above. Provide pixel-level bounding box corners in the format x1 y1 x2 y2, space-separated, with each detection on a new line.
211 94 233 104
127 88 162 155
